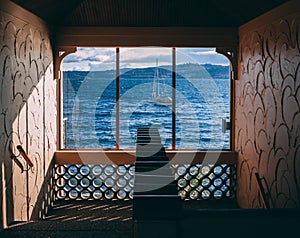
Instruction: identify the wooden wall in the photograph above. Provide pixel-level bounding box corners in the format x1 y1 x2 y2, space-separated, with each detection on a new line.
0 1 299 232
236 1 300 208
0 0 56 228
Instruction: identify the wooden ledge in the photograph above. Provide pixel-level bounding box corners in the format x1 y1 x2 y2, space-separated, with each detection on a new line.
54 150 237 165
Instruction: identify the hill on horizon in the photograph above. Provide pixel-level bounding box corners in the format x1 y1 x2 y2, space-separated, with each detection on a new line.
64 63 230 80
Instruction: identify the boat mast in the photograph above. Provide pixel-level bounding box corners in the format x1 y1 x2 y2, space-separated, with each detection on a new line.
156 59 160 97
152 58 159 98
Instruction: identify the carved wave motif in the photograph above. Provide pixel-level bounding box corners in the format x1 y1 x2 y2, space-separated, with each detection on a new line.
0 12 56 222
236 15 300 208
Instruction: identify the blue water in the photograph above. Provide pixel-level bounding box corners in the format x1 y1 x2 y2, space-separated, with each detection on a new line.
63 69 230 149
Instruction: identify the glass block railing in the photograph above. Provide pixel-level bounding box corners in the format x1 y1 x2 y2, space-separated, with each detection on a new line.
54 163 236 201
174 164 236 200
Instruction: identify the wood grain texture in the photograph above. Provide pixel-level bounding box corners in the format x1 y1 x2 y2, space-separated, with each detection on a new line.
0 7 56 226
236 9 300 208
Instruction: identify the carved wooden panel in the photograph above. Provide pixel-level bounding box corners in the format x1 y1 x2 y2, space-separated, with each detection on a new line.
0 8 56 225
236 13 300 208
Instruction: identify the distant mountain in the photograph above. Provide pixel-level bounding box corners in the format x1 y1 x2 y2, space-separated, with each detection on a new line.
118 63 230 79
63 63 230 88
201 64 230 79
172 63 230 79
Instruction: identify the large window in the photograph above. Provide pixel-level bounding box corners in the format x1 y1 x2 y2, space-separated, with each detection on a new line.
62 47 230 150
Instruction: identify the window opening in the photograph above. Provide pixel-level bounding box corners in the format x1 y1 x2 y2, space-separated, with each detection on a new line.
61 47 230 150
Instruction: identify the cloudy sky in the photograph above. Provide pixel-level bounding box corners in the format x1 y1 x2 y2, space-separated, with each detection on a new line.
62 47 229 71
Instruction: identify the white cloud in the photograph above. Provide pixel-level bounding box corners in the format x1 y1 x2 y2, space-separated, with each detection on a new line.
192 50 217 55
62 47 230 71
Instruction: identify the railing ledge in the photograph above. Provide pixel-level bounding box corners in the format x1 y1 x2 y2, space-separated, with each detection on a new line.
54 150 237 165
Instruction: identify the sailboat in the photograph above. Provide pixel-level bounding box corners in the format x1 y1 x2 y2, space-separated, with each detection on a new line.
152 59 172 106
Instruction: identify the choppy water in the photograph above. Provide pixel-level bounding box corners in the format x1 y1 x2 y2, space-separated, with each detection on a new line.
63 70 230 149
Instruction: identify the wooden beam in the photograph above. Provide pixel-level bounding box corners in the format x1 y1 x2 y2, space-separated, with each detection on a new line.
54 150 237 165
55 27 238 48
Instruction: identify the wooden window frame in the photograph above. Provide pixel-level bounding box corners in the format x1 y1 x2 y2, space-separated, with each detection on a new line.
55 27 238 153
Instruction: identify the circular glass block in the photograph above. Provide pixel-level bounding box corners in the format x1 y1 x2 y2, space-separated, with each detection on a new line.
56 178 66 187
117 190 126 199
178 190 187 199
56 166 66 176
57 190 66 199
214 166 222 175
68 166 78 176
117 166 127 175
202 178 210 188
80 166 90 176
201 190 211 199
69 190 78 199
93 190 102 199
129 178 134 187
214 190 223 199
189 190 199 199
214 178 222 187
68 178 78 188
92 166 102 175
177 166 186 176
105 178 114 187
189 166 199 176
105 166 114 176
226 166 231 173
105 190 114 199
129 190 134 199
178 178 187 188
117 178 126 188
201 166 210 175
93 178 102 187
190 178 199 188
129 166 135 175
80 178 90 188
81 190 90 199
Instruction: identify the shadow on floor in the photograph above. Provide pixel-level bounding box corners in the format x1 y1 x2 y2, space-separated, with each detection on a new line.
1 200 133 238
2 199 298 238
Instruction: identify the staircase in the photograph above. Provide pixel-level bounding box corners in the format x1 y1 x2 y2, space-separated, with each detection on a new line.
133 127 181 238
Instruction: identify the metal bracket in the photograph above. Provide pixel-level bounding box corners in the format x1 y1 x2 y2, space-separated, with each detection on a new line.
222 119 231 133
54 47 77 80
216 47 238 80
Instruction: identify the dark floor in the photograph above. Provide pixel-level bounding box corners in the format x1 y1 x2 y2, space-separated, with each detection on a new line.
1 199 299 238
1 200 134 238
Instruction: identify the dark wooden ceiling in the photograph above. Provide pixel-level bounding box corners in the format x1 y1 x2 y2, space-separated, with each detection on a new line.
11 0 289 27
